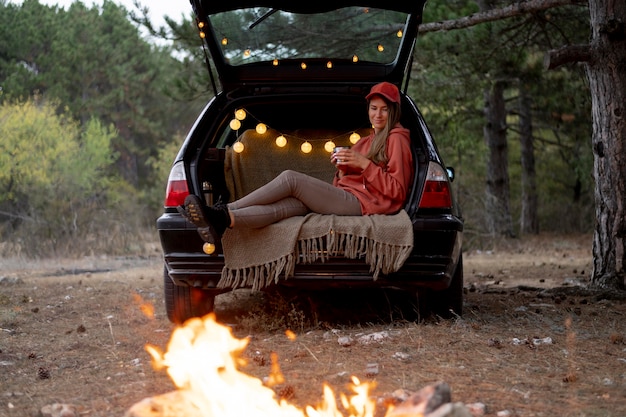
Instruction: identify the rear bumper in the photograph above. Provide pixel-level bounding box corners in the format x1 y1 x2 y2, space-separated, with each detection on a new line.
157 211 463 292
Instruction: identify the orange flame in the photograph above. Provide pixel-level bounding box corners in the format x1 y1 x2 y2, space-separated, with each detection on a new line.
132 293 155 319
266 352 285 387
146 314 378 417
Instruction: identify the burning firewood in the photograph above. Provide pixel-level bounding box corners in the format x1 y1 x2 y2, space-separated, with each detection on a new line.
125 314 473 417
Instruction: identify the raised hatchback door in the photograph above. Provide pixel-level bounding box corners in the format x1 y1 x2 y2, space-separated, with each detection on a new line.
189 0 427 91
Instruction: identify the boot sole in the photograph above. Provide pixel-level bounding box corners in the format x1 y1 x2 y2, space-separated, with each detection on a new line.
179 195 219 244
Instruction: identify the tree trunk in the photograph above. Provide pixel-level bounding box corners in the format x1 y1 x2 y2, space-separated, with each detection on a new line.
483 81 514 237
519 84 539 234
588 0 626 290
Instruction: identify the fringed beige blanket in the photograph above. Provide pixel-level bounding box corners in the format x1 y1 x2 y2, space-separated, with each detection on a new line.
218 210 414 291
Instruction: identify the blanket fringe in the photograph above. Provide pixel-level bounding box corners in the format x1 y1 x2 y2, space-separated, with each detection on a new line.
296 231 413 279
297 235 328 263
219 224 413 290
218 253 296 291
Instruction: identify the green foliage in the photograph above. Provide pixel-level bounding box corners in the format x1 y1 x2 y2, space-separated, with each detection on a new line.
0 0 201 192
0 99 99 212
412 0 594 237
1 99 81 203
131 3 213 101
0 97 151 256
143 132 185 212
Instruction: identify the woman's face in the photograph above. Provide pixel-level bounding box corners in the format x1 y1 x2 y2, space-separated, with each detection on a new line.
368 96 389 132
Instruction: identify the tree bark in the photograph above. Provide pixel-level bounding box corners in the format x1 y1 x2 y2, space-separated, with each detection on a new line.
519 84 539 234
587 0 626 290
484 81 514 237
544 44 591 69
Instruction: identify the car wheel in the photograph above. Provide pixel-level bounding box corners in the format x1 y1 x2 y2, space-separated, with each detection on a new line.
417 254 463 320
163 265 215 324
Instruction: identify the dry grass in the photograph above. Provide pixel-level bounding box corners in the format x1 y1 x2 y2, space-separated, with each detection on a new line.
218 287 626 417
1 233 625 417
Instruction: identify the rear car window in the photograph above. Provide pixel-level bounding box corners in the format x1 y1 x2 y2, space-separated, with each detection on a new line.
209 7 409 66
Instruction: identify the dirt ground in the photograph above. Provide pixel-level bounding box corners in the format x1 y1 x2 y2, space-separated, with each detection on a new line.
1 233 625 417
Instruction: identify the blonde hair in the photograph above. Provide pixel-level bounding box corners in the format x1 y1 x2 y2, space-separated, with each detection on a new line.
366 98 402 165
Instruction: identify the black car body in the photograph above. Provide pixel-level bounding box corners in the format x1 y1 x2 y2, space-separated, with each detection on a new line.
156 0 464 324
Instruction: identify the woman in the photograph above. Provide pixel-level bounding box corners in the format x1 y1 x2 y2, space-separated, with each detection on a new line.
178 81 414 243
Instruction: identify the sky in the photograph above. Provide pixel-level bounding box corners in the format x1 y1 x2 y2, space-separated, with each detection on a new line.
8 0 193 29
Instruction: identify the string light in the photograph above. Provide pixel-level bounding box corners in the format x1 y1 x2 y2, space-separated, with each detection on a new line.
273 59 279 66
233 141 245 153
326 61 333 69
235 109 246 120
397 29 403 38
301 142 312 154
244 49 251 57
228 108 367 156
229 119 241 130
256 123 267 134
275 135 287 147
352 55 359 63
301 62 307 70
203 242 216 255
221 37 228 45
377 44 384 52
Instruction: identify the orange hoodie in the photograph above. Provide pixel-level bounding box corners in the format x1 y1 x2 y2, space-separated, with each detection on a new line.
333 125 414 215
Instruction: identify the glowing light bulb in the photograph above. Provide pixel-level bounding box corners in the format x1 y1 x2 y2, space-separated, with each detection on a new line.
233 141 244 153
301 142 312 154
352 55 359 63
275 135 287 147
221 37 228 45
397 29 403 38
229 119 241 130
377 44 384 52
273 59 279 66
350 132 361 144
324 141 336 153
202 242 216 255
198 22 205 29
244 49 251 57
301 62 307 70
234 109 246 120
199 31 206 39
326 61 333 69
256 123 267 134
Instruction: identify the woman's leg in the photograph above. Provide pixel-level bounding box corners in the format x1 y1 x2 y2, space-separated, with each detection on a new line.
228 170 361 228
228 197 308 228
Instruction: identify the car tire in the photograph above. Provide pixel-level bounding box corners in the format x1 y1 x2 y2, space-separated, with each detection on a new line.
418 254 463 320
163 265 215 324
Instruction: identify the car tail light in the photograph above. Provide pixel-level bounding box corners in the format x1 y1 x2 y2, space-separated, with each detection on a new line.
418 162 452 209
163 161 189 208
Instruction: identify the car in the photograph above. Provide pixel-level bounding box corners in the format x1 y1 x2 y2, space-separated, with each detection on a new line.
156 0 464 324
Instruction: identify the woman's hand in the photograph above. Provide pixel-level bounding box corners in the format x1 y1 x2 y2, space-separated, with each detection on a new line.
332 148 369 171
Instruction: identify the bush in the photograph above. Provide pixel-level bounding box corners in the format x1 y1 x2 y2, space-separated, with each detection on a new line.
0 98 155 257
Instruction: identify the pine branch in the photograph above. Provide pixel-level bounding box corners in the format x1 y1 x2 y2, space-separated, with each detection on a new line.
419 0 587 34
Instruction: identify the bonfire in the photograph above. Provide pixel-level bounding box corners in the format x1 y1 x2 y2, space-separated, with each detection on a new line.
124 314 468 417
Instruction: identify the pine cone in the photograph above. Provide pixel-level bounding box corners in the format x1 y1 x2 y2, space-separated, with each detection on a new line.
38 367 51 379
275 385 295 400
